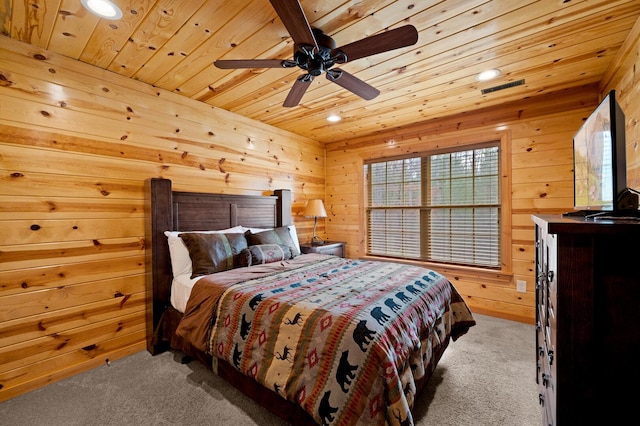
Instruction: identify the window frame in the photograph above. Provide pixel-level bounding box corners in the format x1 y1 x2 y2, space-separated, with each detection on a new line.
360 132 512 275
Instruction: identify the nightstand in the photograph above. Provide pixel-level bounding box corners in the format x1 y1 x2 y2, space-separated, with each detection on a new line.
300 241 346 258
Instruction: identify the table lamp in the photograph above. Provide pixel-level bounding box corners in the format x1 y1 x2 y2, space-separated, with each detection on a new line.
304 199 327 245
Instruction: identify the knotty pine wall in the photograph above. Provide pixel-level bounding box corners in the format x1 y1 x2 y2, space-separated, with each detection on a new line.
324 20 640 324
601 17 640 191
0 36 324 402
324 87 599 323
1 19 639 403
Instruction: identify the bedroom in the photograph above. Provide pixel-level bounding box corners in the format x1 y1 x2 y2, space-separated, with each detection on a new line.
1 0 640 423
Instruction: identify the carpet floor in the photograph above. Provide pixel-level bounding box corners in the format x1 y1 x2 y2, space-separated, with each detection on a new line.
0 314 542 425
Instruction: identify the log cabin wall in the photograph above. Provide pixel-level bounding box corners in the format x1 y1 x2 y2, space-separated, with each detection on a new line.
0 36 324 402
1 17 639 403
323 88 598 324
323 21 640 324
601 18 640 191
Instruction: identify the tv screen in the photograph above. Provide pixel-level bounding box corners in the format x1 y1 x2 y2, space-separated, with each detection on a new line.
573 90 626 212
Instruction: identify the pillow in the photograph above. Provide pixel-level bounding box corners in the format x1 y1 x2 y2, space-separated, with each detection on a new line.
244 244 293 265
285 225 300 254
165 226 246 278
247 225 300 254
164 225 298 278
245 226 300 257
179 232 250 278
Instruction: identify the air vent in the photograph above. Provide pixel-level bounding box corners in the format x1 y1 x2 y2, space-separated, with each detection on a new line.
481 79 525 94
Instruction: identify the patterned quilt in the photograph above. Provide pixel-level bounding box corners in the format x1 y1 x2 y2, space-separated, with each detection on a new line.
200 255 475 425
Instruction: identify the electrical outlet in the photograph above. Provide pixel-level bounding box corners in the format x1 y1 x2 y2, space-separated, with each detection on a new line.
516 280 527 293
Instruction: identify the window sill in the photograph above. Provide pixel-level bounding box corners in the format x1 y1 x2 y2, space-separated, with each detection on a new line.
360 255 513 284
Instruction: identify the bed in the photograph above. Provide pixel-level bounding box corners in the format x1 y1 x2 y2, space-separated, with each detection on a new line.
145 178 475 425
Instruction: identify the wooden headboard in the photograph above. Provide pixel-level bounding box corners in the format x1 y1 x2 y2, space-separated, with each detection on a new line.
144 178 292 354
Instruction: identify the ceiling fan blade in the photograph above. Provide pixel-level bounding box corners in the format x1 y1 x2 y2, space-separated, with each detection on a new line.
269 0 318 50
214 59 295 69
326 69 380 100
332 25 419 63
283 75 313 107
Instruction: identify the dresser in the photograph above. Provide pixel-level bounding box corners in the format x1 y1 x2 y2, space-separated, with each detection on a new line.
299 241 346 257
532 214 640 425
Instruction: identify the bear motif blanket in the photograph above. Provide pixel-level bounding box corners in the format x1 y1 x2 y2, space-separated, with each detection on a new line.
180 255 475 425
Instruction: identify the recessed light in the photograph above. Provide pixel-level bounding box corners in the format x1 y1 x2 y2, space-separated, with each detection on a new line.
326 114 341 122
81 0 123 20
476 69 501 81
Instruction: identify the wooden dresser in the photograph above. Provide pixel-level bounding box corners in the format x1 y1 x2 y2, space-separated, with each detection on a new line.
532 214 640 425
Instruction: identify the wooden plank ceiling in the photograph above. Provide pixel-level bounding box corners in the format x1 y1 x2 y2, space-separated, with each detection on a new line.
1 0 639 144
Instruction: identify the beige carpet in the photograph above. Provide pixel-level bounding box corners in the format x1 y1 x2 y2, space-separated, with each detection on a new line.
0 314 542 425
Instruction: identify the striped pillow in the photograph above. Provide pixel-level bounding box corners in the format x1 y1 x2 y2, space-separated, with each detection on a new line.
244 244 293 265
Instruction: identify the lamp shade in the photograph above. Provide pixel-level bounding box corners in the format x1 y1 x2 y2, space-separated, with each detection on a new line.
304 199 327 218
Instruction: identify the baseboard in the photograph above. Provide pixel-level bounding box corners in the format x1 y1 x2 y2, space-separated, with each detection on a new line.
470 307 535 325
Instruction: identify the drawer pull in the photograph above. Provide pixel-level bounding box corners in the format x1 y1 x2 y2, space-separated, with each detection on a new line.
539 393 545 406
547 270 554 282
542 373 549 387
547 349 554 365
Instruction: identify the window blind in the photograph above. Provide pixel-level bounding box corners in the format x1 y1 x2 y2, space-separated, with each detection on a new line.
365 145 500 268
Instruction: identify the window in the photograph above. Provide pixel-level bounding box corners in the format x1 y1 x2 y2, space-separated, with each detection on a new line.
365 144 501 268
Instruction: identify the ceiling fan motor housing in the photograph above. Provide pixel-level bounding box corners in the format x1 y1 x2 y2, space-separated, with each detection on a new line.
294 29 338 76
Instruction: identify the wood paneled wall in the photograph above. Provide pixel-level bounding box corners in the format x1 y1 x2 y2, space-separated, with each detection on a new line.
1 17 638 403
602 16 640 190
324 20 640 324
324 87 599 323
0 36 324 402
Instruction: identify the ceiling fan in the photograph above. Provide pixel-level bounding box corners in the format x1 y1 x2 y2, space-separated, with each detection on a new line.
213 0 419 107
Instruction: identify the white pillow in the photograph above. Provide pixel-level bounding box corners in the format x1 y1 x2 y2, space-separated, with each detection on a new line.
164 226 245 278
286 225 301 254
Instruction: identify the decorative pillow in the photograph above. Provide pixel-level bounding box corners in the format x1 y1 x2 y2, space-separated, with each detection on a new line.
244 244 293 265
247 225 300 255
164 226 245 278
178 232 249 278
245 226 300 257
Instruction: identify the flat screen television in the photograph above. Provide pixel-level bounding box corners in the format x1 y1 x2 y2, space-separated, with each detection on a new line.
572 89 627 214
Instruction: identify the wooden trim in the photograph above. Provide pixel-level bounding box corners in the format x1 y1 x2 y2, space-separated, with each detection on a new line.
500 131 514 273
145 178 172 355
274 189 293 226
